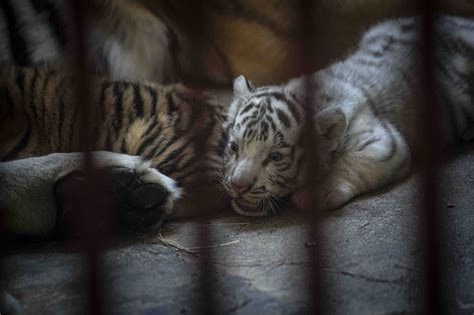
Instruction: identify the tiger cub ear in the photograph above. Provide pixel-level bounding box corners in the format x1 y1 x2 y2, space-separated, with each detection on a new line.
233 75 254 98
314 108 347 151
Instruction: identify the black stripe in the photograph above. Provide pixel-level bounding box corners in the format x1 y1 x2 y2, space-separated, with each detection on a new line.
133 84 144 117
400 21 418 33
259 121 269 140
269 92 302 123
266 101 274 113
217 130 229 156
239 103 254 115
365 33 418 48
113 83 124 134
437 43 471 86
244 77 252 90
276 161 293 172
137 120 160 155
48 77 64 150
172 151 198 173
352 57 385 68
97 81 111 148
147 86 158 117
276 108 291 128
159 117 215 175
270 177 287 189
41 73 53 142
269 119 277 132
241 116 250 125
0 0 31 65
357 137 380 152
166 93 179 114
29 68 39 121
156 145 187 175
365 49 385 59
120 137 127 153
144 131 180 161
159 145 190 176
68 95 79 151
0 99 31 162
436 56 467 93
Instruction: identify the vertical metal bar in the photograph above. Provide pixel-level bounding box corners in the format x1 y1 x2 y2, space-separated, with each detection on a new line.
69 1 114 314
298 1 325 313
0 203 8 312
181 2 218 312
197 225 216 314
418 0 444 313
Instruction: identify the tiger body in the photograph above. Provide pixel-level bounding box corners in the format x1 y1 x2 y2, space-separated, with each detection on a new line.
0 66 227 235
3 0 454 86
223 15 474 216
0 0 175 82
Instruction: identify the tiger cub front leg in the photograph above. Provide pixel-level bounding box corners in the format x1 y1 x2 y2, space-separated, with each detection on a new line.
293 173 358 211
293 110 410 211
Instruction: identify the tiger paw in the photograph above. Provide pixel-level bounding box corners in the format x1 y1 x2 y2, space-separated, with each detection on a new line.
292 187 351 212
54 156 181 235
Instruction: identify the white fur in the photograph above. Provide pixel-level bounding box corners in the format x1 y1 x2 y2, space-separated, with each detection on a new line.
89 16 173 82
12 0 61 62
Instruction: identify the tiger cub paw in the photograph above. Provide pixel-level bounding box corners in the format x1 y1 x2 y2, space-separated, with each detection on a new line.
54 156 181 234
292 185 353 212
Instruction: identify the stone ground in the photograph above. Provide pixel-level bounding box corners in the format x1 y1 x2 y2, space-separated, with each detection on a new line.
4 144 474 314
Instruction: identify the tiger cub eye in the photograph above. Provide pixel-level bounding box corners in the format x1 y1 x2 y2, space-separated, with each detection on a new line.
269 152 283 161
229 142 239 153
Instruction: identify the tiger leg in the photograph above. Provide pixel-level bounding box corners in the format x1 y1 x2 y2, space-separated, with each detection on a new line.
293 123 411 211
0 151 181 237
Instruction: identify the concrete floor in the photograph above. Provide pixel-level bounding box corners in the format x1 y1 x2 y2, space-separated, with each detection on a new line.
4 144 474 314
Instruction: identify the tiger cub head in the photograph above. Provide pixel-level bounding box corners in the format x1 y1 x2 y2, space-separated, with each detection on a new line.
222 75 349 216
221 75 308 217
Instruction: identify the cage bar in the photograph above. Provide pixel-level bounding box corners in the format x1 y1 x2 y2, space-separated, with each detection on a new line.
297 0 326 313
69 0 114 313
418 0 444 313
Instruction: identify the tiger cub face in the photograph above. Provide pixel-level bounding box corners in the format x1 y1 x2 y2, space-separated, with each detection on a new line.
222 76 306 216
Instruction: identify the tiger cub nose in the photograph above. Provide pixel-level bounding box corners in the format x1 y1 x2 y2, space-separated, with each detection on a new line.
231 179 254 194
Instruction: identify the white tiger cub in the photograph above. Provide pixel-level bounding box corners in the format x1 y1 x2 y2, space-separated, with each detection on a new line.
222 15 474 216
